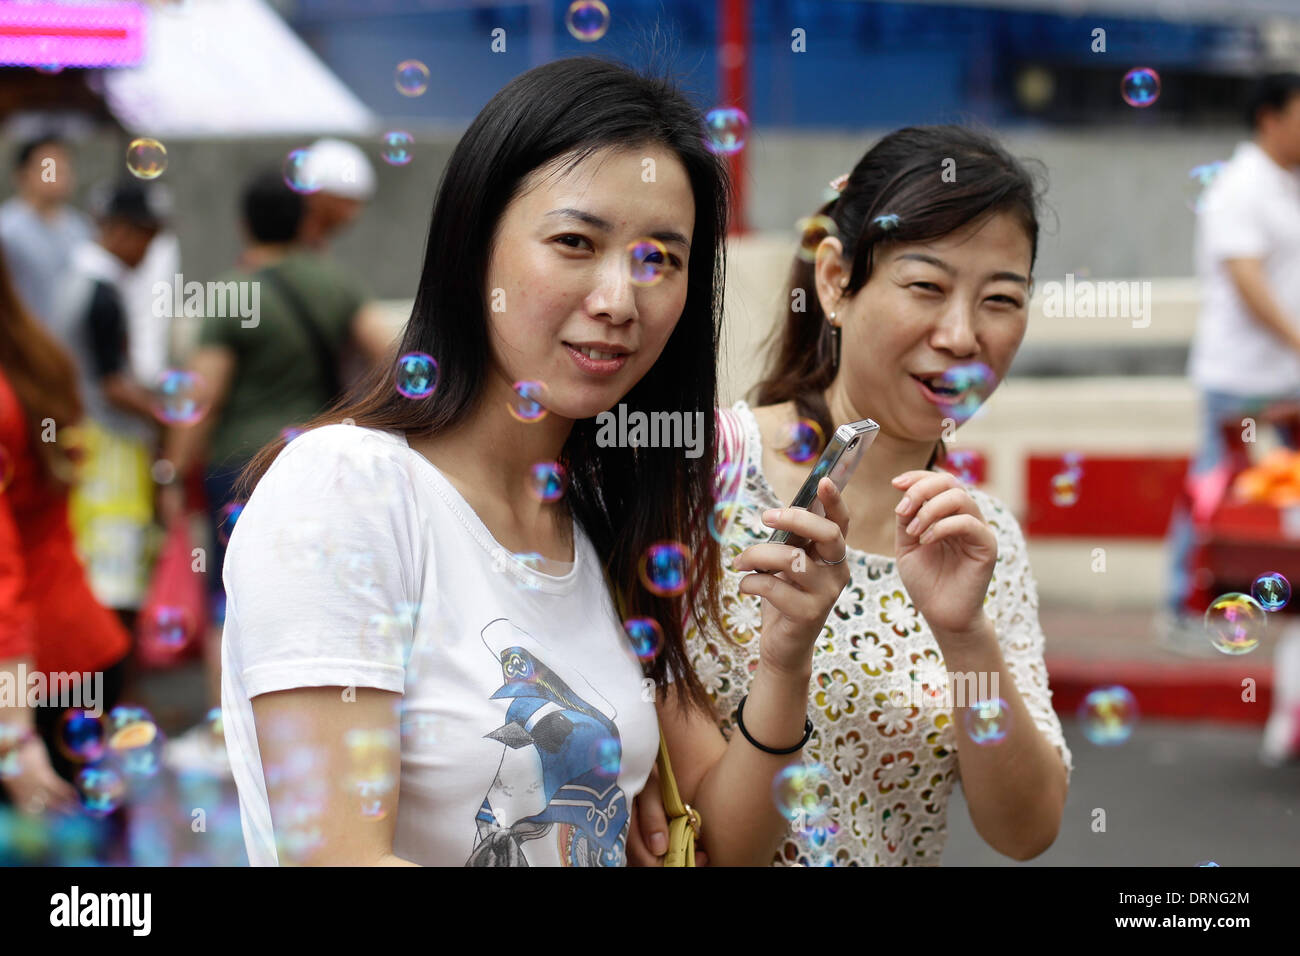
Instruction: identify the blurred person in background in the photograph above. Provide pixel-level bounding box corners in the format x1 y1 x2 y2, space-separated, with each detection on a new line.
158 168 394 774
1164 73 1300 763
0 134 92 335
57 181 168 639
0 240 130 852
295 137 375 254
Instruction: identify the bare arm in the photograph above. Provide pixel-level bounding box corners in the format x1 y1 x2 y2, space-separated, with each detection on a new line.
1224 258 1300 355
161 346 236 475
250 685 419 866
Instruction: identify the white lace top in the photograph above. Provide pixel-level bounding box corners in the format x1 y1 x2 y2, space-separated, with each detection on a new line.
686 401 1073 866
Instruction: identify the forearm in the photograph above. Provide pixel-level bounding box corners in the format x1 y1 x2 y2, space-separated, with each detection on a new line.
162 413 217 476
1228 260 1300 353
939 618 1067 861
692 658 811 866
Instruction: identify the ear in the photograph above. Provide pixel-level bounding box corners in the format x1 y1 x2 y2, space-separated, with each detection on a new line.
813 236 849 318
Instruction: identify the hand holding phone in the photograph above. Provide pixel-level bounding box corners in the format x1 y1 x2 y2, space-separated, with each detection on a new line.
768 418 878 552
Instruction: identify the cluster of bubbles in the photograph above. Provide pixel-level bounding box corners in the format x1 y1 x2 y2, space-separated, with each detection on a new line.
509 380 548 422
627 237 669 286
565 1 610 42
529 461 567 503
282 147 321 195
126 138 167 180
963 697 1012 746
795 215 838 263
1203 592 1267 655
381 130 414 167
779 418 825 464
704 107 749 156
927 362 996 425
151 369 209 426
1121 67 1161 108
771 763 834 823
1051 451 1085 507
47 705 166 818
623 617 664 662
395 351 437 400
344 728 399 821
638 541 691 597
1078 685 1138 746
395 59 429 97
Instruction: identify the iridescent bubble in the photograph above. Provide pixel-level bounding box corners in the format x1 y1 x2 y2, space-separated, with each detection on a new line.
217 501 245 545
704 107 749 155
565 1 610 42
592 736 621 778
927 362 996 424
779 418 824 464
1251 572 1291 612
381 130 413 167
623 617 664 661
51 710 103 766
151 369 208 426
713 458 744 504
282 147 323 194
0 726 27 778
395 351 437 399
508 380 548 423
1121 67 1160 108
1204 592 1266 655
529 461 567 503
771 763 834 823
873 213 901 231
795 215 838 263
1078 685 1139 746
708 500 745 544
76 766 126 817
344 728 398 821
203 705 224 743
394 59 429 97
627 237 669 287
106 705 163 779
126 138 167 180
945 449 980 485
963 697 1012 746
638 541 691 597
1051 470 1080 507
1186 161 1225 214
281 426 305 444
140 605 192 652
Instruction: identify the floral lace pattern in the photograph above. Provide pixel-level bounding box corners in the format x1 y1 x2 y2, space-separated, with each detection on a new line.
687 401 1073 866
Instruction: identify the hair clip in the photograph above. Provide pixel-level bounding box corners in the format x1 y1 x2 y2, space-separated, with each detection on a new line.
828 173 849 192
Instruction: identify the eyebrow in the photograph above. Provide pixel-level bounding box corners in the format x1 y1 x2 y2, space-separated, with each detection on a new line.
545 208 691 250
895 252 1028 287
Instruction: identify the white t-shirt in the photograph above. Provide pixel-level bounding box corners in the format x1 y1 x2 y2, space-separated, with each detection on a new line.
220 423 658 866
1188 140 1300 395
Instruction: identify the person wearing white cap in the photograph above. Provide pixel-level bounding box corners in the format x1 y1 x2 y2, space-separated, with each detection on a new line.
297 137 376 252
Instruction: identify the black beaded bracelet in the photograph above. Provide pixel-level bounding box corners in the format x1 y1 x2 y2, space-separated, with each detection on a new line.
735 694 813 755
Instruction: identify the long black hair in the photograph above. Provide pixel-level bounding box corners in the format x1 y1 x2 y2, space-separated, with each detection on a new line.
241 55 732 713
755 124 1046 467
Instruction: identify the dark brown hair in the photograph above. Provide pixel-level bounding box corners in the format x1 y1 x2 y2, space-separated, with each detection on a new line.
238 56 731 714
0 243 83 486
754 125 1045 465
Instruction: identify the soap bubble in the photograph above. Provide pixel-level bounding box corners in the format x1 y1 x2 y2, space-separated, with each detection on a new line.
151 369 208 426
126 138 167 180
76 767 126 817
282 148 322 194
1121 67 1160 108
1185 161 1225 214
395 352 437 399
771 763 833 823
1078 685 1138 745
381 130 414 166
638 541 691 597
564 1 610 42
623 617 664 661
779 419 824 464
55 710 105 765
627 238 669 287
795 215 838 263
1204 592 1266 655
704 107 749 155
963 697 1012 746
529 461 567 503
395 60 429 96
508 380 548 423
1251 572 1290 612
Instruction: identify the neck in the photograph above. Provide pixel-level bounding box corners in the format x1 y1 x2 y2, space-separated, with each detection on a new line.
242 243 294 269
1256 135 1295 171
823 379 935 549
20 191 60 219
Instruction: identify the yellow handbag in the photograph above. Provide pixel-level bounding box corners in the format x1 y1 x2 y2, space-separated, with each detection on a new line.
656 728 701 867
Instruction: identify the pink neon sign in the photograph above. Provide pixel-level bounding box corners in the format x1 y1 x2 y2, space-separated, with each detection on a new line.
0 2 145 68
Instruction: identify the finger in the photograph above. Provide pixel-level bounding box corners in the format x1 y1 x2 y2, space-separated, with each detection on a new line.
816 478 851 541
694 849 709 866
894 471 961 520
636 776 670 859
914 513 990 548
625 809 664 867
735 543 809 576
737 571 826 620
902 487 978 540
761 505 846 553
890 470 930 489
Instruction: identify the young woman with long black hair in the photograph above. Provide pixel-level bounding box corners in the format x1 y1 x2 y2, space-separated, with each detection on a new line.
220 56 852 867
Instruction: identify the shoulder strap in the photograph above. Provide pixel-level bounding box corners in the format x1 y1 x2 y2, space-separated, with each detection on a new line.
258 265 343 401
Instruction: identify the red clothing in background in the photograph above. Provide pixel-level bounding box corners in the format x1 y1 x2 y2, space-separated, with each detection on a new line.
0 368 129 674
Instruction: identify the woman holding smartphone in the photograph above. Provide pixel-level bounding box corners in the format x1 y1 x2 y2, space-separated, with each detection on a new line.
635 126 1071 866
219 56 851 866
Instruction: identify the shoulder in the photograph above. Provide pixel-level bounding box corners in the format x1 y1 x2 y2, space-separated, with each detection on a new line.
258 425 413 501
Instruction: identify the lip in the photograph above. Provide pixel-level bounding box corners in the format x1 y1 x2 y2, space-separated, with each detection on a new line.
565 342 629 375
911 374 962 406
565 340 632 355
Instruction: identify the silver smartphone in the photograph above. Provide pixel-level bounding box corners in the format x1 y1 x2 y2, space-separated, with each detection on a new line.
768 418 879 550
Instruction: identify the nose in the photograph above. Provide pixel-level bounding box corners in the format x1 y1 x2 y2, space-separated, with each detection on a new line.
930 298 979 358
584 252 638 326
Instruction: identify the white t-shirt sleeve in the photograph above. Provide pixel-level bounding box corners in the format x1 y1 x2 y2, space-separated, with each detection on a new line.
978 494 1074 785
223 425 425 700
1201 177 1270 262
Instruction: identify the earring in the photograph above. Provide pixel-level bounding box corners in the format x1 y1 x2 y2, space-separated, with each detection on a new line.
828 312 841 371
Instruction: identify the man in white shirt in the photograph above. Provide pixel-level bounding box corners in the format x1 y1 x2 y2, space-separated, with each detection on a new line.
1167 74 1300 763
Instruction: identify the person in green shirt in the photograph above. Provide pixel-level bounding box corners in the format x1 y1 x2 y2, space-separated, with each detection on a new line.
159 169 394 731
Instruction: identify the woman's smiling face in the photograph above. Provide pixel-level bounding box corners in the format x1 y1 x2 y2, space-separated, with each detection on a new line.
483 144 696 422
816 211 1033 442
